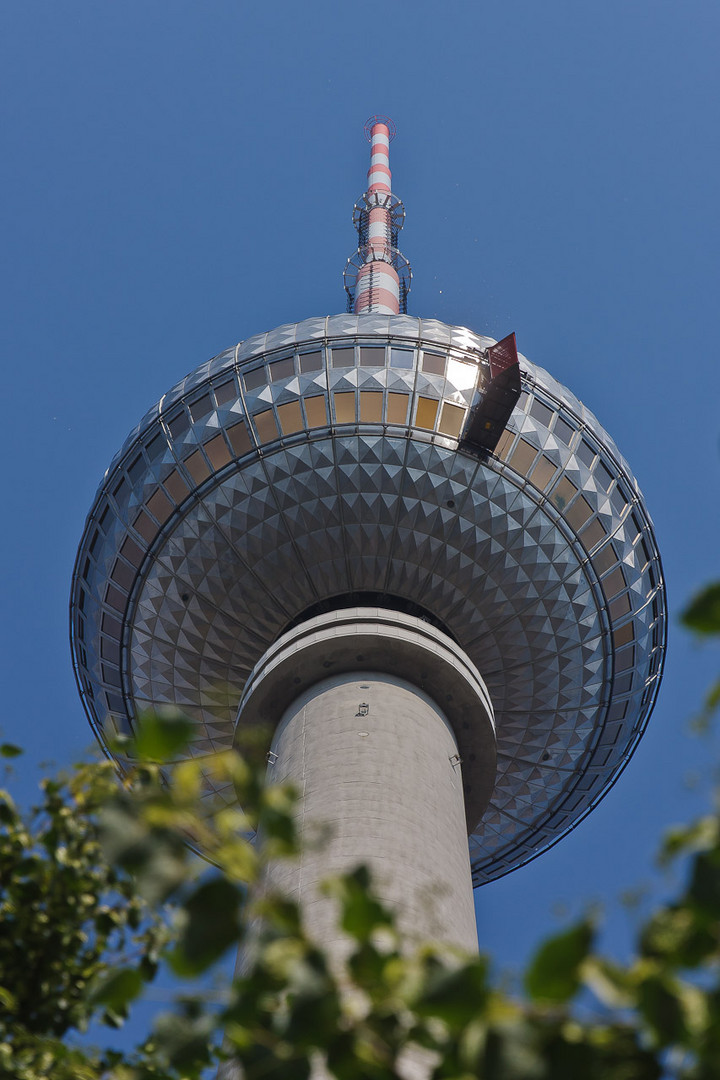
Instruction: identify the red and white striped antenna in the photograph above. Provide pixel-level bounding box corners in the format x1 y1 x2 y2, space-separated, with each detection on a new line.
344 116 411 315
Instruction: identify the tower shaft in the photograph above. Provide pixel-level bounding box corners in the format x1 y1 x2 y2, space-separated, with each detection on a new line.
236 608 496 960
266 671 478 956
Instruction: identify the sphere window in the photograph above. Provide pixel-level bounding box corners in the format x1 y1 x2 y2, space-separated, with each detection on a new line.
360 347 385 366
226 420 252 456
277 401 304 435
437 402 466 438
390 348 413 368
299 351 323 373
303 396 327 427
386 392 409 424
214 380 236 407
421 352 446 376
243 367 266 392
415 396 439 429
334 391 356 423
270 357 295 381
254 410 280 442
359 391 383 422
332 348 355 368
189 393 213 421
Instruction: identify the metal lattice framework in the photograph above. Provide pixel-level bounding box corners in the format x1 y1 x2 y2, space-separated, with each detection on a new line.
70 314 666 885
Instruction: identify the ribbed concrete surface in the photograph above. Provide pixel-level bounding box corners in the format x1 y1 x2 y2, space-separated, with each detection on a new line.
264 671 478 956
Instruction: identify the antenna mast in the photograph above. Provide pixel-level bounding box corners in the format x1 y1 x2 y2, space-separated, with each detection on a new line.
344 116 411 315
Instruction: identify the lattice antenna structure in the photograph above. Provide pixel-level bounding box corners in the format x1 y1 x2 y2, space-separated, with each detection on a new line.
344 116 412 315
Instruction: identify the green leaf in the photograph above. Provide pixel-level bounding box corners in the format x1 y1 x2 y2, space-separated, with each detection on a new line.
687 849 720 916
91 967 144 1009
133 707 194 761
637 972 697 1047
324 865 393 942
169 877 242 976
659 816 719 865
682 583 720 635
640 904 719 968
414 958 490 1028
524 920 594 1003
0 743 22 758
153 1006 217 1072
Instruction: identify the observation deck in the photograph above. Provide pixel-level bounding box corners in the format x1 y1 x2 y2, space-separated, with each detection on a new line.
70 314 666 885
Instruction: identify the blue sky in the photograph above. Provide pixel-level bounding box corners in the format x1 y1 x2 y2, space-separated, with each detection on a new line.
1 0 719 1041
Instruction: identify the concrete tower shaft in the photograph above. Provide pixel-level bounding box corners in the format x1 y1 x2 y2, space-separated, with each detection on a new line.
238 608 495 958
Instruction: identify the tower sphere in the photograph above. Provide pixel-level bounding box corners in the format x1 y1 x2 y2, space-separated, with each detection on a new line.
70 313 666 885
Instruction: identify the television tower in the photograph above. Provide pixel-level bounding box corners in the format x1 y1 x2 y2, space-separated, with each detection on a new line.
70 118 666 961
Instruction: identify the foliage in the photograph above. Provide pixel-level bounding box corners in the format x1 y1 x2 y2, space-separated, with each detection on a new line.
0 590 718 1079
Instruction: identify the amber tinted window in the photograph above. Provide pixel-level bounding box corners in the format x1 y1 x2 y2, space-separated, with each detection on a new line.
593 543 619 575
227 420 252 456
603 566 626 599
386 392 409 424
566 494 593 531
111 559 134 591
333 392 356 422
551 476 578 511
437 402 466 438
359 391 383 422
269 357 295 381
609 593 632 620
332 348 354 367
147 488 173 523
299 351 323 373
360 347 385 366
204 434 231 470
509 438 537 475
163 469 190 504
243 367 266 391
133 509 156 544
304 396 327 427
495 430 514 460
529 455 557 490
184 449 211 485
277 401 304 434
120 536 144 567
613 622 635 647
254 410 279 442
422 352 446 376
579 516 606 550
415 396 439 429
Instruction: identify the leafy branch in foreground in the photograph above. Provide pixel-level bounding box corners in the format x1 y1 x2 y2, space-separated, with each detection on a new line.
0 582 718 1078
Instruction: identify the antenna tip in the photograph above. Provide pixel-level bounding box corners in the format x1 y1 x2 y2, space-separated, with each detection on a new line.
363 115 396 142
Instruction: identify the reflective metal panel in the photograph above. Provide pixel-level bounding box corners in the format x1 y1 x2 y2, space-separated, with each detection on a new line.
71 316 666 884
